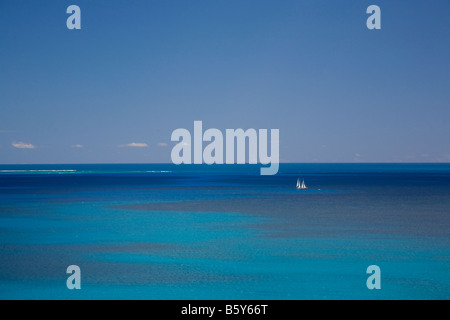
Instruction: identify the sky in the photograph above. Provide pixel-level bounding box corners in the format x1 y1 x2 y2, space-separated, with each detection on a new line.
0 0 449 164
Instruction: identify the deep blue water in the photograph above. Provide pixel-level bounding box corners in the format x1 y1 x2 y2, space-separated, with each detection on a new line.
0 163 449 299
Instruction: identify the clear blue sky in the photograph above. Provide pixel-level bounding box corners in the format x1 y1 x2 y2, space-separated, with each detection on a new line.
1 0 449 164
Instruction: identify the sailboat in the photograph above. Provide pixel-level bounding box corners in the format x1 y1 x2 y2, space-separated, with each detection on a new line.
296 178 307 190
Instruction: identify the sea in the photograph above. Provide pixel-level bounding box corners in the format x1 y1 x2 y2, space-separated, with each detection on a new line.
0 163 449 299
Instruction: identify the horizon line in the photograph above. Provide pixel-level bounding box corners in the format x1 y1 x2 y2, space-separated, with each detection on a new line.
0 162 449 166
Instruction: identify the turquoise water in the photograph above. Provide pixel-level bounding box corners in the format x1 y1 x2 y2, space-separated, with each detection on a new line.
0 163 449 299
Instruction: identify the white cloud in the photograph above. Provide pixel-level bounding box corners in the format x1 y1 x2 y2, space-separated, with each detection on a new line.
157 142 168 147
120 142 148 148
353 153 362 162
12 142 36 149
72 144 83 148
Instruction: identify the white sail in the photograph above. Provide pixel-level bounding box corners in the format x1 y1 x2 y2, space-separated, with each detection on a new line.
295 178 308 190
296 178 307 190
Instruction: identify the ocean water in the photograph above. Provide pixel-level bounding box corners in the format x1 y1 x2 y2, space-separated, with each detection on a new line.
0 163 449 299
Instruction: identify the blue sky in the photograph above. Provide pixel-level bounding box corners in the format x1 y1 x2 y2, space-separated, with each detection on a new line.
0 0 449 164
